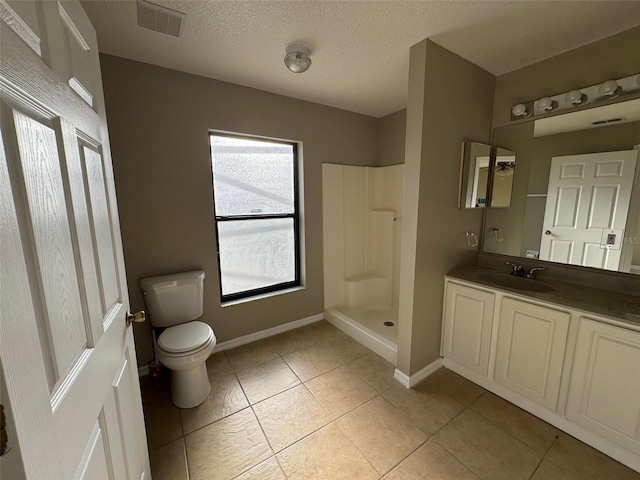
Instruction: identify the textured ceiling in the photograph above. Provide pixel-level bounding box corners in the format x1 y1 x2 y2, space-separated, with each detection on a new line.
81 1 640 118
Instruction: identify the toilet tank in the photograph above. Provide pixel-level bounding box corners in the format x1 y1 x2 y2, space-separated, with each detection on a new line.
140 270 205 328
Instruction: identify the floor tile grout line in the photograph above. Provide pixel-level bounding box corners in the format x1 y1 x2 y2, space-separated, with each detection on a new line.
330 396 386 478
527 434 561 480
432 400 542 480
382 435 431 478
464 398 550 461
432 436 485 480
253 382 335 456
466 390 562 459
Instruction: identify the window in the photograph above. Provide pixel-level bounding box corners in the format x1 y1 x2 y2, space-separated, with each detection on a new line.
210 133 301 301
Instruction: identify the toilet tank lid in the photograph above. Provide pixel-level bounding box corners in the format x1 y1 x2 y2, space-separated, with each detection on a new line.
140 270 205 291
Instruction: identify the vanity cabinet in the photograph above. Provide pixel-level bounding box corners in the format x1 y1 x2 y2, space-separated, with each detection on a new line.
442 276 640 472
442 282 494 375
566 318 640 455
494 298 570 411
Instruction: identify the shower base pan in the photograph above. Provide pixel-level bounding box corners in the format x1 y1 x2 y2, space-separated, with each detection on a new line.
324 306 397 365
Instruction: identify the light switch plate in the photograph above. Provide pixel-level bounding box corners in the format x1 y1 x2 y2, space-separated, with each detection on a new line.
600 228 624 250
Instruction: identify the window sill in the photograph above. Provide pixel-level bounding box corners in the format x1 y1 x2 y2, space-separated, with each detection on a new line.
221 285 306 307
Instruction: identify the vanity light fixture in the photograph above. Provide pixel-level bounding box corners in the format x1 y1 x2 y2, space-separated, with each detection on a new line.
565 89 587 106
535 96 558 112
284 44 312 73
598 79 621 98
511 103 530 118
508 72 639 122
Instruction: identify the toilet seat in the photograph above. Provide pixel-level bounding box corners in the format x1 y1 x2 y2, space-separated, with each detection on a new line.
158 321 214 354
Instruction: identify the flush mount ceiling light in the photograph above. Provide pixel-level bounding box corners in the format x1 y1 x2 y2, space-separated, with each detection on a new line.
284 44 312 73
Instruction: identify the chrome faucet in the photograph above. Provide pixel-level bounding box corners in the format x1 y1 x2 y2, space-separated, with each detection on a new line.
526 267 546 279
505 261 547 279
505 261 527 277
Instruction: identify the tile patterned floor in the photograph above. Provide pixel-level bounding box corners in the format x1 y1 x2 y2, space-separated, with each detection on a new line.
140 321 640 480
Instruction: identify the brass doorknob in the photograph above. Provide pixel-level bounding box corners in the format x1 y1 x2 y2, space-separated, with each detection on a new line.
545 230 552 235
126 310 146 327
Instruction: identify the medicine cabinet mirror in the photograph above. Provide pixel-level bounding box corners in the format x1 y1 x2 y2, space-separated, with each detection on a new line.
459 141 491 208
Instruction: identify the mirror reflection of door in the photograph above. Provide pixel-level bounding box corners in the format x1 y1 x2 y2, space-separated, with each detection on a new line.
472 157 490 207
491 148 516 207
460 141 491 208
540 149 638 270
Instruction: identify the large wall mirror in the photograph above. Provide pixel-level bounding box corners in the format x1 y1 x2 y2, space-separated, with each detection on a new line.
483 97 640 275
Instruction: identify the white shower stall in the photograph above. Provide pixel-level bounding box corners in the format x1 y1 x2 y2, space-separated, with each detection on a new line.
322 163 404 364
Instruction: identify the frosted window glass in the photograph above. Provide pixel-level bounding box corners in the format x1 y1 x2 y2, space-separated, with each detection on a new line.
218 218 296 295
212 136 294 216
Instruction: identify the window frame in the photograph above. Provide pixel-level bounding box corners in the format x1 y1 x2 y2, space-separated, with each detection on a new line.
210 132 301 303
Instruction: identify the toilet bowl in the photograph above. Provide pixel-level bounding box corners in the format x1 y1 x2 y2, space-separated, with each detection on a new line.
156 321 216 408
140 270 216 408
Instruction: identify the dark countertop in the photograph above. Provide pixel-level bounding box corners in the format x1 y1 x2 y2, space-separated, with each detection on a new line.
447 267 640 330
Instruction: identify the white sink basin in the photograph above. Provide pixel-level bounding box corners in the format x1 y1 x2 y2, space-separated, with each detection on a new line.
478 272 555 293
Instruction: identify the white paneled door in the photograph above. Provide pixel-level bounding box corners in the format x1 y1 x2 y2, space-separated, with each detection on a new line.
0 1 150 479
540 150 638 270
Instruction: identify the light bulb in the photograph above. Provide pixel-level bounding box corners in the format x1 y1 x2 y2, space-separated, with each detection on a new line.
536 97 556 112
565 89 586 106
511 103 529 117
598 80 619 97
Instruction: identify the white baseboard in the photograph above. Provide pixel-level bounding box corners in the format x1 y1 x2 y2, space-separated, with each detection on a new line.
394 357 443 388
213 313 324 352
138 313 324 376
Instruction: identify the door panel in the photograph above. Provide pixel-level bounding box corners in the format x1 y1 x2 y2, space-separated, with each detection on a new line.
554 186 580 227
73 422 110 480
1 1 150 478
81 144 121 317
12 109 89 386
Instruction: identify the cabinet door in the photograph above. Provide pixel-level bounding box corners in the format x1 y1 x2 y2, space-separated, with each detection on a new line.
567 318 640 454
495 298 570 411
443 282 494 375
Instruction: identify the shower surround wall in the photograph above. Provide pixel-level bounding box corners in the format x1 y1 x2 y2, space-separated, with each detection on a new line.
322 163 404 363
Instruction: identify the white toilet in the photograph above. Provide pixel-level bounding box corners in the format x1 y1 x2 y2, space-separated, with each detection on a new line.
140 270 216 408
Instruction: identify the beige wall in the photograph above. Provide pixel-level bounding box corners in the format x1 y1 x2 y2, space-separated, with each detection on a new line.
100 54 379 368
493 26 640 128
377 109 407 166
397 40 495 375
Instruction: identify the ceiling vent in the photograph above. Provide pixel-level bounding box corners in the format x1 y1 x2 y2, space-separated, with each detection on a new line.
137 1 185 37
